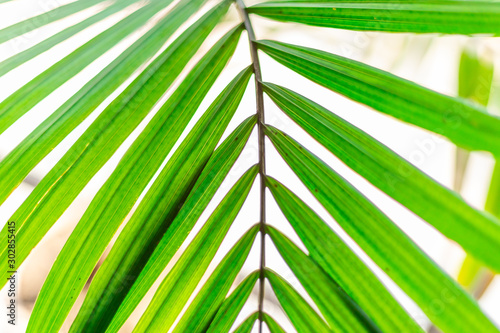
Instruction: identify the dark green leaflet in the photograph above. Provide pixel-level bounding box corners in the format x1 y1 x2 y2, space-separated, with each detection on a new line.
233 313 259 333
267 225 382 333
263 313 287 333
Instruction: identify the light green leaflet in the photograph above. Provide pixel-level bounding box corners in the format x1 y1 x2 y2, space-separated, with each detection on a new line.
131 169 259 333
173 241 259 332
0 0 104 43
0 0 141 76
0 0 207 207
265 269 332 333
233 313 259 333
265 125 500 333
248 1 500 35
206 271 259 333
87 118 256 333
262 82 500 273
267 225 380 333
263 313 287 333
0 0 171 134
27 11 239 333
266 177 421 333
256 40 500 156
0 6 237 288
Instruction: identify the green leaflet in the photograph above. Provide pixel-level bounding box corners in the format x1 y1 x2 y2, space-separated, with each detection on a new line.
27 8 238 333
265 269 332 333
206 271 259 333
0 0 172 134
248 1 500 35
455 45 496 291
267 225 380 333
262 82 500 273
0 0 141 76
173 245 259 332
458 47 494 106
233 313 259 333
0 0 104 43
256 40 500 156
0 0 206 207
0 9 237 288
131 169 259 333
265 126 500 333
91 117 256 333
263 313 287 333
266 177 421 333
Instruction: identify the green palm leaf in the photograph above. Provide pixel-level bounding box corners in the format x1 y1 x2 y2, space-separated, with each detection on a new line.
263 82 500 272
257 40 500 156
265 125 498 332
2 0 500 332
0 0 209 206
248 1 500 34
267 176 421 332
234 313 259 333
131 169 257 332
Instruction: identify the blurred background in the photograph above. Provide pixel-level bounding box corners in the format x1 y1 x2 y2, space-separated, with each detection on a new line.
0 0 499 332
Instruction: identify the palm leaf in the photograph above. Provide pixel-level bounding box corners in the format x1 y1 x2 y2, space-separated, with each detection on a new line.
206 271 259 333
2 0 500 332
267 225 382 333
248 1 500 35
265 125 498 332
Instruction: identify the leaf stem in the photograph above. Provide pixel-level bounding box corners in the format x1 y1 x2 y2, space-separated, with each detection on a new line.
235 0 267 331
